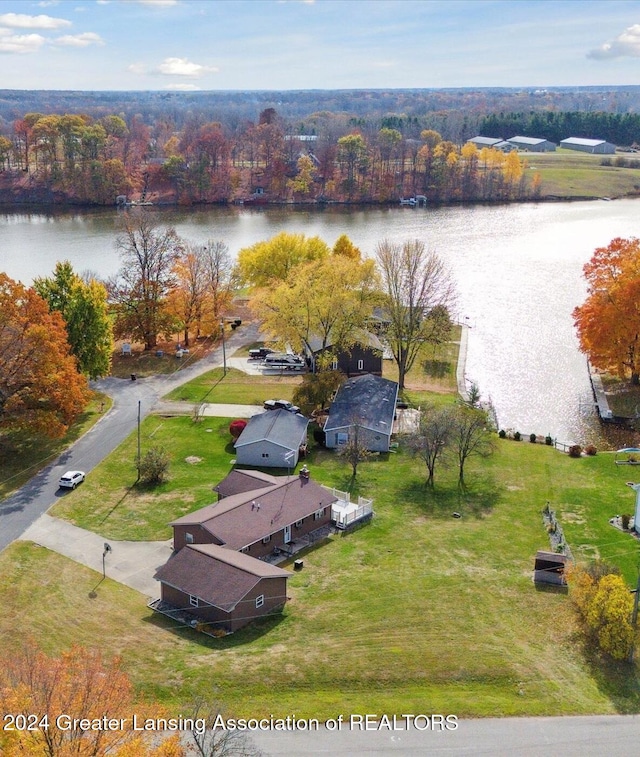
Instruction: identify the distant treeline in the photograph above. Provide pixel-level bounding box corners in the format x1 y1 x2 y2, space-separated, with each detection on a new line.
479 111 640 146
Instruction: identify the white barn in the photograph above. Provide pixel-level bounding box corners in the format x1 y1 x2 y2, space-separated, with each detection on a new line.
507 136 556 152
560 137 615 154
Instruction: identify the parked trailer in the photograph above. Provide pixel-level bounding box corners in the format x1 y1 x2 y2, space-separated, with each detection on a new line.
262 353 306 371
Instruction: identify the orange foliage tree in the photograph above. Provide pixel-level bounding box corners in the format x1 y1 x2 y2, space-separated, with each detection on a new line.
0 273 88 439
0 643 183 756
573 237 640 384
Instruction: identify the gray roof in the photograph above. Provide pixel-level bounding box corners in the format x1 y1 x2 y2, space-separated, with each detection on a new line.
324 373 398 435
560 137 610 147
467 136 503 146
507 136 553 146
170 475 337 550
234 409 308 451
213 469 278 499
154 543 291 611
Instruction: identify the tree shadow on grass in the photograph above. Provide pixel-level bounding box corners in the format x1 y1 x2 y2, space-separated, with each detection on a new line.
574 631 640 713
398 475 503 519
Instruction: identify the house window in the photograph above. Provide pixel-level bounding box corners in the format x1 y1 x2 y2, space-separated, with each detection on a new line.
314 508 325 521
256 594 265 608
262 453 269 458
262 535 271 544
357 359 364 370
185 532 194 544
189 595 199 607
295 519 303 527
331 358 338 370
336 432 348 445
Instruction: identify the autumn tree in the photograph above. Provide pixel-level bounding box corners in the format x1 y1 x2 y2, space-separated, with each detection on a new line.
375 239 456 389
250 250 379 360
34 261 113 379
0 274 88 440
109 218 183 350
236 231 330 288
0 642 183 757
292 370 345 416
568 564 636 661
337 420 374 480
573 237 640 384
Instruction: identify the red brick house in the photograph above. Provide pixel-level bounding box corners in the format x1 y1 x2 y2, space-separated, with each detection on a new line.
170 473 336 559
152 544 291 634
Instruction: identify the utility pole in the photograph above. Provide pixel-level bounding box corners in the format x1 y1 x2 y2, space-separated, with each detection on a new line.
221 319 227 376
630 568 640 663
136 400 141 480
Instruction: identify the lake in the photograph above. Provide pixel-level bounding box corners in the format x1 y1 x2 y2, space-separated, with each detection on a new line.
3 199 640 443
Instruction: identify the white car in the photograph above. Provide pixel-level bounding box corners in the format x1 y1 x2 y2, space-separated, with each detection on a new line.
59 470 85 489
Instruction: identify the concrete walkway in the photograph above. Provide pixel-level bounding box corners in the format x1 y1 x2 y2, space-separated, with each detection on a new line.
21 515 173 598
153 401 265 417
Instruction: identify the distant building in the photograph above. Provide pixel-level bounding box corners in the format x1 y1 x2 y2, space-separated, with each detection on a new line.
467 136 503 148
507 136 556 152
560 137 616 154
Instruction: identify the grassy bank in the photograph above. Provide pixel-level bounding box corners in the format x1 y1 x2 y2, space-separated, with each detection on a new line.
531 149 640 199
16 414 640 718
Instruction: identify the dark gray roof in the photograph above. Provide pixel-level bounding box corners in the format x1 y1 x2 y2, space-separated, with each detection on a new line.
154 544 291 611
171 475 337 550
307 330 384 354
324 373 398 434
234 409 308 451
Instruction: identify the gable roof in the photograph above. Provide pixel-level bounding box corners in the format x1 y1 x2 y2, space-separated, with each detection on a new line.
171 475 337 550
234 409 308 450
324 373 398 435
213 469 278 499
307 330 384 355
507 136 554 146
154 543 291 611
560 137 610 147
467 136 503 146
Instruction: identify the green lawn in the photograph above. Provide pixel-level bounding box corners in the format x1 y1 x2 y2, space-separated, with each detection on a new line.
0 391 111 500
529 149 640 198
12 412 640 718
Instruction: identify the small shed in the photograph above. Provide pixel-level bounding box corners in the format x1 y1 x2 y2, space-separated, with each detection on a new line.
533 550 567 585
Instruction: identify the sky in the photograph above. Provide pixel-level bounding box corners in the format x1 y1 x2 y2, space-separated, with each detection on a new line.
1 0 640 91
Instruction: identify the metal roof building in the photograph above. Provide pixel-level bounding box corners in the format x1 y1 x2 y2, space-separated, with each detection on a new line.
560 137 616 154
507 136 556 152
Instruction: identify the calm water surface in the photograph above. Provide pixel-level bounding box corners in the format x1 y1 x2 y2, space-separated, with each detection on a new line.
3 200 640 443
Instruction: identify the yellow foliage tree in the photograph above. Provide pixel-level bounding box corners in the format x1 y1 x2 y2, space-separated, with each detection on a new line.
585 573 635 660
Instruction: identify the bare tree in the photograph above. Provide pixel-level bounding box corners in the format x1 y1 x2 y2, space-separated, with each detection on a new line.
450 405 495 487
337 420 374 481
407 404 455 487
184 698 263 757
109 217 182 350
375 239 456 389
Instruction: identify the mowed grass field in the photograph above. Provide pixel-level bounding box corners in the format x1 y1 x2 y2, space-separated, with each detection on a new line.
530 149 640 199
6 414 640 718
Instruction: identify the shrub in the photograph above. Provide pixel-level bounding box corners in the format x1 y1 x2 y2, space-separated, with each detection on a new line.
498 429 506 439
584 444 597 456
621 513 631 530
137 446 170 485
529 433 537 443
545 435 553 446
568 445 582 458
513 431 521 441
229 419 247 440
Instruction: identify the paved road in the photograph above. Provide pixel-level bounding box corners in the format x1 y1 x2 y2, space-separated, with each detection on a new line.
0 322 259 553
245 715 640 756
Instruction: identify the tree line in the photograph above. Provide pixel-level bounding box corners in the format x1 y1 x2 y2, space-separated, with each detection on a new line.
0 108 535 206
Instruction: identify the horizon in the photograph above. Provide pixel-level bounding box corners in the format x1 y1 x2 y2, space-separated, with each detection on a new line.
1 1 640 91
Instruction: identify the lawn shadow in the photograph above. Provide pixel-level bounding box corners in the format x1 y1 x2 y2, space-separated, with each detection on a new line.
577 632 640 713
398 474 503 519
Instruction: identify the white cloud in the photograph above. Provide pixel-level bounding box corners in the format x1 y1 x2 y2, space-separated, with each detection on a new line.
588 24 640 60
164 83 200 91
127 62 148 75
0 31 46 53
0 13 71 29
53 32 105 47
136 0 179 6
154 56 218 77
